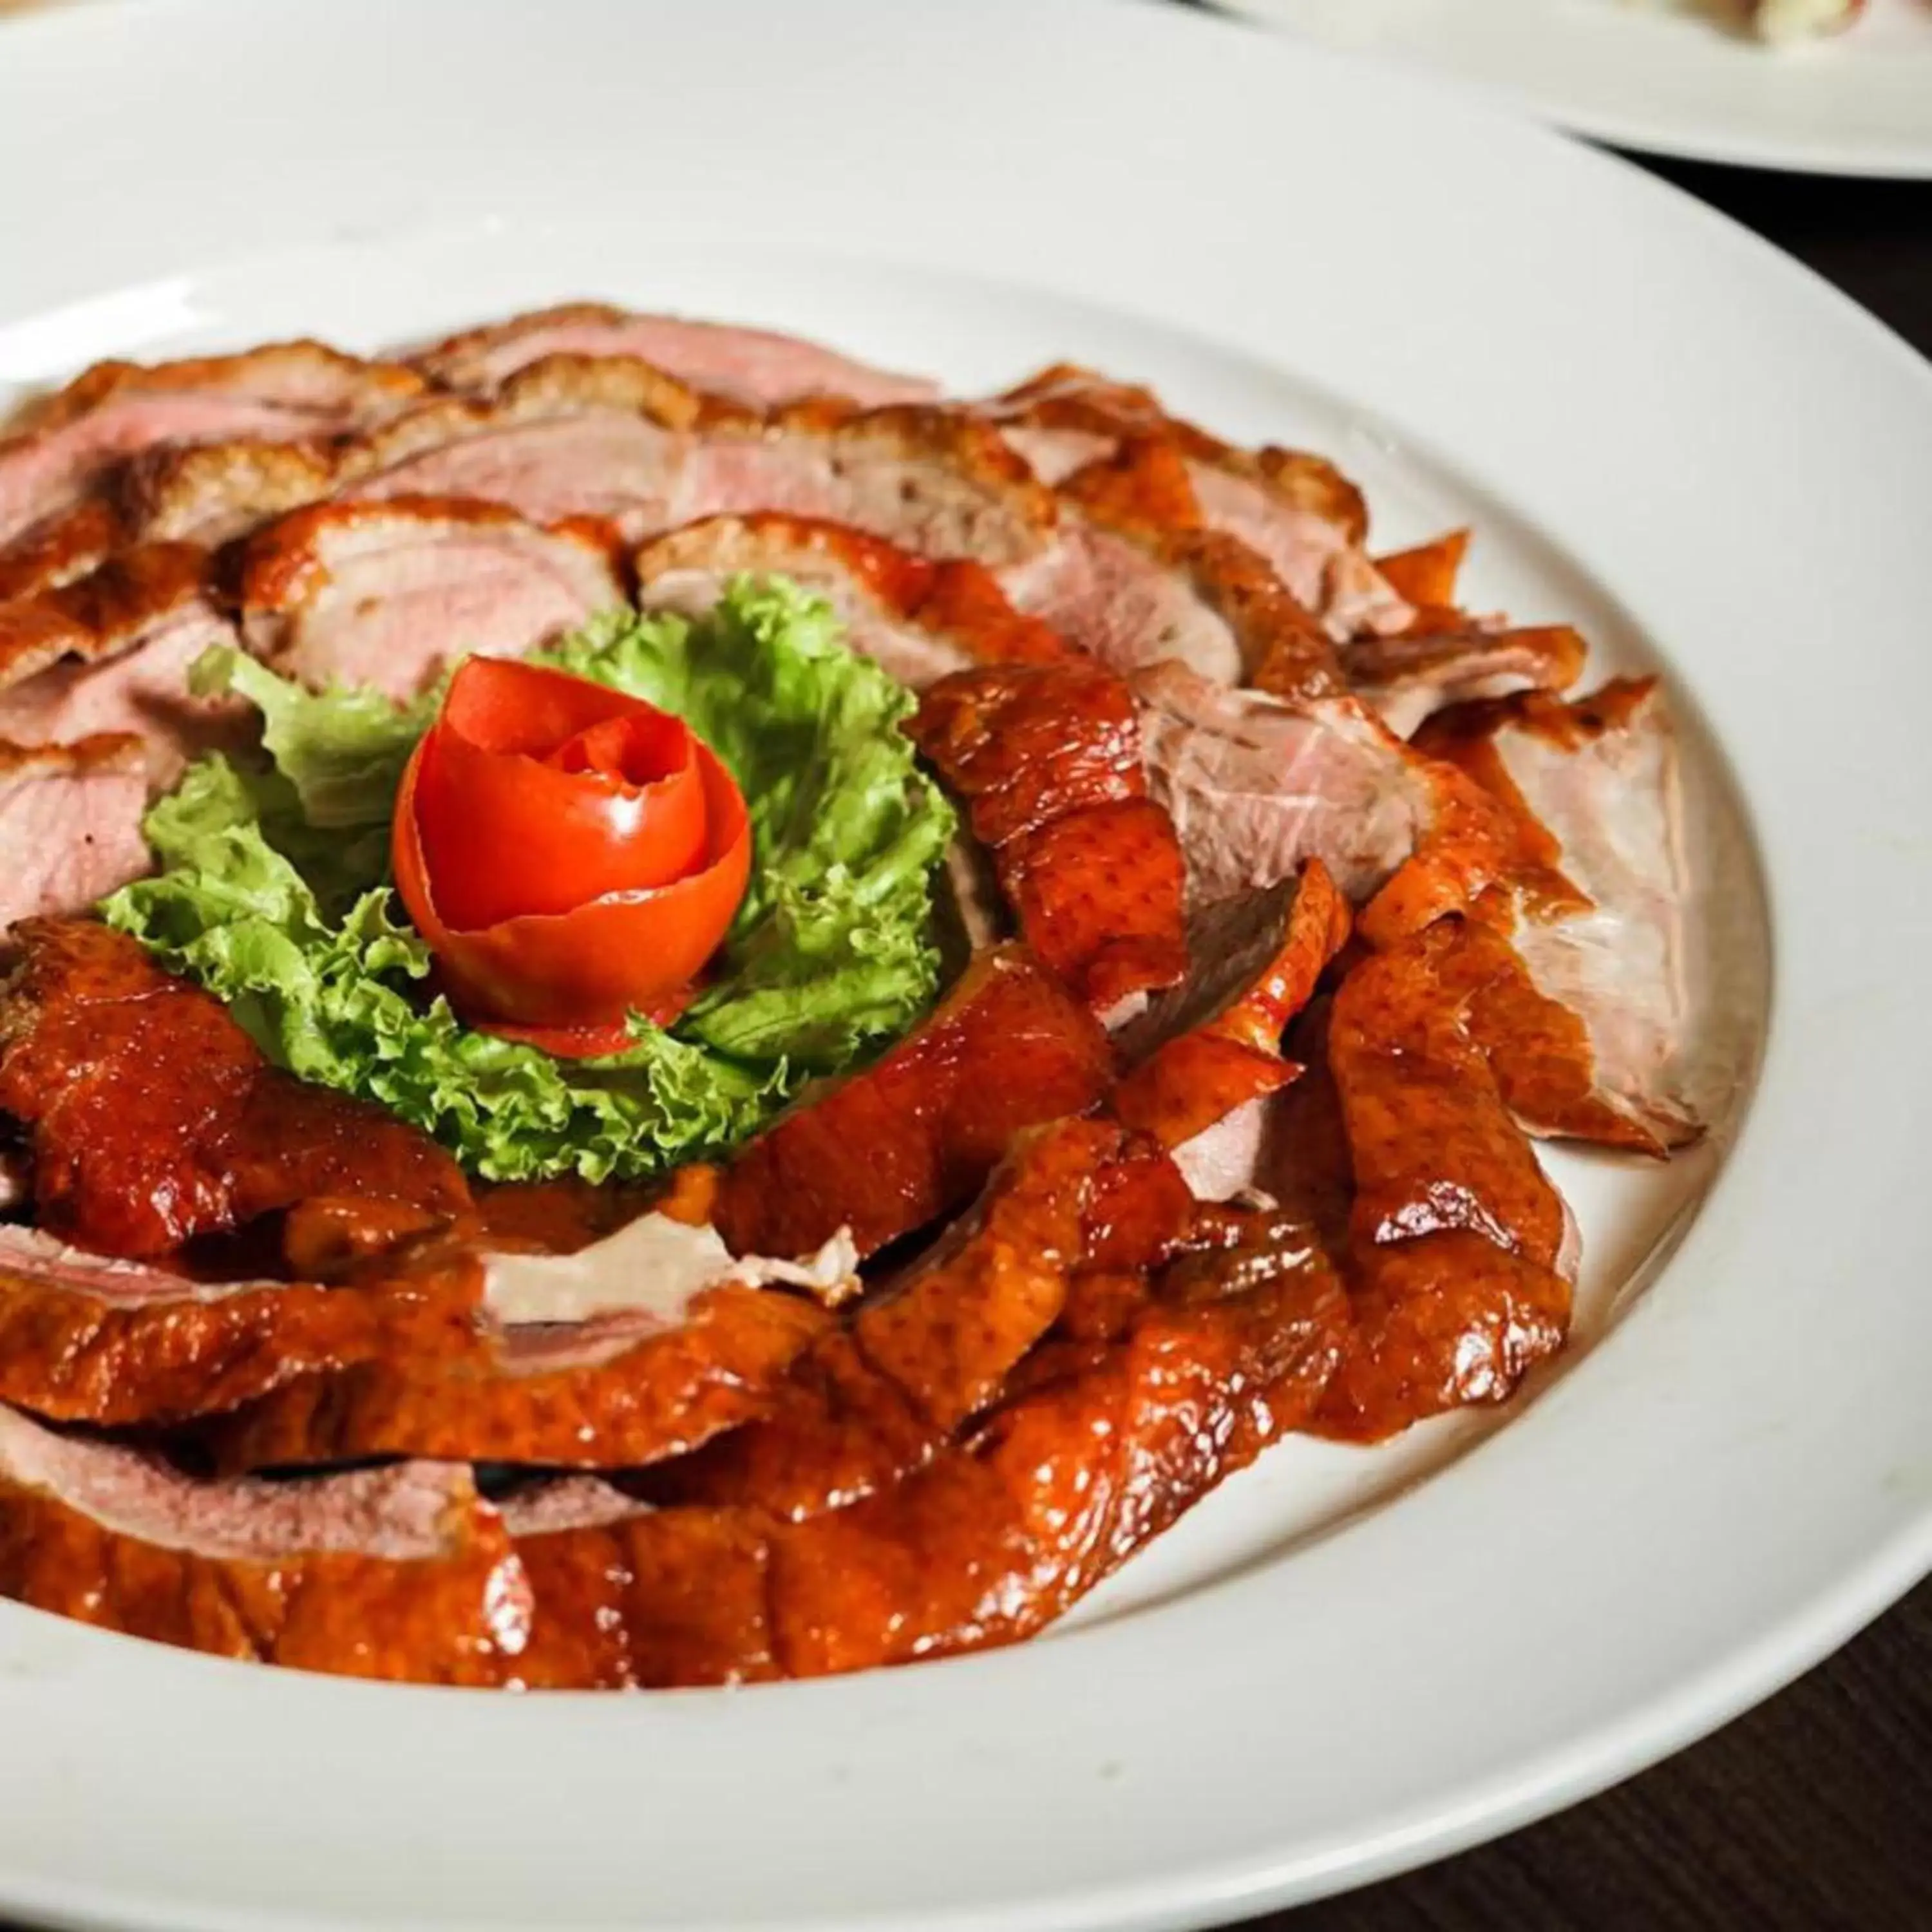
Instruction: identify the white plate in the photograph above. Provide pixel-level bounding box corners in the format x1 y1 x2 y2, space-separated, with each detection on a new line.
1 1 1930 1927
1214 0 1932 176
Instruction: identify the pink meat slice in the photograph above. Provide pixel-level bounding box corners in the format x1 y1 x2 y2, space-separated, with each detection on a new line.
0 736 150 930
1135 660 1512 946
240 497 624 699
413 303 938 409
0 544 249 790
0 342 426 551
1418 679 1701 1151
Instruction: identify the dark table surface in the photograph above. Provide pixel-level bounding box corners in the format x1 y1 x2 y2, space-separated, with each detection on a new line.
1225 146 1932 1932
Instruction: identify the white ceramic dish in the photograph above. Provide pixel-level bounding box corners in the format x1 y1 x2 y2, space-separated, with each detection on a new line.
1213 0 1932 177
1 1 1929 1927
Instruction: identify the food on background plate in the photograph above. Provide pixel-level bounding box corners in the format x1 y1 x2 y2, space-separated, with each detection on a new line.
0 306 1703 1685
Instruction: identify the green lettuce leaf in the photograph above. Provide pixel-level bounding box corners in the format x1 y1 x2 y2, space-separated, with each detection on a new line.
103 578 954 1182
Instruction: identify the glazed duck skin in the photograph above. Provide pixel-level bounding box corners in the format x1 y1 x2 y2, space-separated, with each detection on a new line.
0 1226 455 1428
654 1117 1125 1521
713 945 1113 1261
514 1208 1348 1688
909 658 1188 1014
0 920 470 1257
0 1404 524 1683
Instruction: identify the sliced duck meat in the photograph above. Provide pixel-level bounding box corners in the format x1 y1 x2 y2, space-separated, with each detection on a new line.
659 1124 1202 1525
338 363 699 538
0 1405 524 1683
1415 677 1700 1153
0 342 426 552
0 921 471 1258
0 1225 455 1428
413 303 940 409
1343 623 1587 739
652 1117 1124 1522
1112 862 1350 1197
674 402 1054 565
209 1277 831 1473
208 1217 853 1472
909 659 1188 1015
633 512 1064 689
13 340 428 437
713 945 1113 1262
1019 437 1345 697
1135 660 1513 945
123 437 342 545
1309 927 1576 1439
986 364 1408 640
0 497 124 605
0 737 149 932
240 497 624 699
0 545 245 790
514 1205 1347 1687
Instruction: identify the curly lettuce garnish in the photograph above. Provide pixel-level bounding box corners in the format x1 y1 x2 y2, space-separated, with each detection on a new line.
104 579 955 1182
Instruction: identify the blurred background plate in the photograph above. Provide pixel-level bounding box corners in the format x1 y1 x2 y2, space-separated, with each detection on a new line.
1210 0 1932 176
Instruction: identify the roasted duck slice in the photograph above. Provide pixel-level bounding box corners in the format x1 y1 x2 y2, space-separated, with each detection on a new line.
1343 623 1587 740
1136 659 1514 944
206 1215 849 1472
0 543 245 790
713 945 1113 1260
514 1203 1347 1687
0 739 150 931
0 922 471 1256
339 359 701 539
240 496 624 699
0 343 424 573
984 363 1408 640
414 304 939 410
1282 931 1577 1440
634 512 1064 689
0 1225 455 1427
664 1117 1126 1521
1047 437 1346 699
1113 861 1350 1197
909 659 1188 1015
1417 677 1700 1153
0 1403 523 1683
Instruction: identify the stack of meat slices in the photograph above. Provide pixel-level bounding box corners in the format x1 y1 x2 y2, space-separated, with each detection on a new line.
0 306 1703 1685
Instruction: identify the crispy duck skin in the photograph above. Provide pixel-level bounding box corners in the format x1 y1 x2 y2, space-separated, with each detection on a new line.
909 660 1188 1012
1281 931 1575 1441
985 364 1405 644
633 511 1066 689
0 1228 461 1429
205 1278 831 1474
1056 437 1347 701
713 945 1113 1262
0 922 471 1257
1113 861 1350 1153
514 1204 1347 1688
661 1119 1129 1521
0 1408 524 1684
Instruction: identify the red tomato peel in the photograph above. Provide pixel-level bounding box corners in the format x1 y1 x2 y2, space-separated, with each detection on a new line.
392 658 752 1039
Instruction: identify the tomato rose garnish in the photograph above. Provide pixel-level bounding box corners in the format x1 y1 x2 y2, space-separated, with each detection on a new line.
392 657 750 1057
